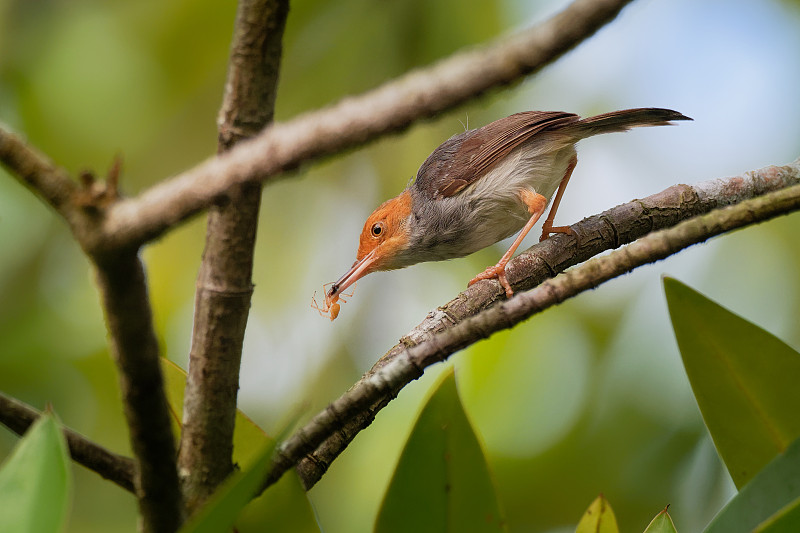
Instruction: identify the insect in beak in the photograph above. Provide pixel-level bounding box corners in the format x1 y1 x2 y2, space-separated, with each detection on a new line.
311 281 357 321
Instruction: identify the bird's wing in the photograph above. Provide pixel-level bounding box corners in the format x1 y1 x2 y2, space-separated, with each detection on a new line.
414 111 579 199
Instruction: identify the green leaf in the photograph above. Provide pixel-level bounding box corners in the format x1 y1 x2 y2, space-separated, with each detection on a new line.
178 436 279 533
161 358 192 444
161 358 271 466
643 506 678 533
161 359 319 532
234 471 320 533
0 412 71 533
374 368 506 533
575 495 619 533
664 277 800 488
704 434 800 533
753 496 800 532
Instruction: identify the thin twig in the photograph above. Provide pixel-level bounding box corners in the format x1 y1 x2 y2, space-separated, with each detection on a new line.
179 0 289 514
0 392 136 493
267 159 800 490
0 125 126 257
100 0 636 248
0 126 77 215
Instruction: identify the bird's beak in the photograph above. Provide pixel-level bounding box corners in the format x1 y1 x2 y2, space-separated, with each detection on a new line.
327 250 378 301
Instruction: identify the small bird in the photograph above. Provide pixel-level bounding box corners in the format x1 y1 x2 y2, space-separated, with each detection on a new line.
322 108 691 315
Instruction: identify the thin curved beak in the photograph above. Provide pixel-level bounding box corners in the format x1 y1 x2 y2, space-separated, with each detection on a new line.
327 250 378 301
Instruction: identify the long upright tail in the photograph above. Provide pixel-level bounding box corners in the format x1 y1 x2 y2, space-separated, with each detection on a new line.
564 108 692 138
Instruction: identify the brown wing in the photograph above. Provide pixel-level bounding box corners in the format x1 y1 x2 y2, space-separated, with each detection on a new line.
413 111 579 199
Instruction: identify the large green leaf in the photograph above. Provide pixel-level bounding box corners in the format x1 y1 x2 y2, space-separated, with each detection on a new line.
753 496 800 532
233 471 319 533
704 436 800 533
643 507 678 533
575 495 619 533
664 277 800 488
374 368 505 532
178 436 279 533
161 359 318 532
0 412 71 533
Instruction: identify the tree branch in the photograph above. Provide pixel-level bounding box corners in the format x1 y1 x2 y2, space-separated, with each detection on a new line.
265 159 800 490
0 126 77 216
100 0 635 249
179 0 289 514
0 391 136 493
94 252 183 532
272 172 800 493
1 128 185 531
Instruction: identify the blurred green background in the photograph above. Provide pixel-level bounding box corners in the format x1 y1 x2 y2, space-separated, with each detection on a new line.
2 0 800 531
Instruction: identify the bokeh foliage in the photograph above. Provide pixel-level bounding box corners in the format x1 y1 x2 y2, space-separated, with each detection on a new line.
2 0 800 531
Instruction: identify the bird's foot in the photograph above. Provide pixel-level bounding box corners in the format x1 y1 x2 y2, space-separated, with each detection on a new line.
539 224 576 242
468 264 514 298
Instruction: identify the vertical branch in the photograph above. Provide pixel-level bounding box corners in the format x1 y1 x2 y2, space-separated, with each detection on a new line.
178 0 289 513
95 251 183 532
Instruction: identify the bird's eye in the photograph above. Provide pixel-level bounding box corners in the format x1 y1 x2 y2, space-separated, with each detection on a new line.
371 222 385 238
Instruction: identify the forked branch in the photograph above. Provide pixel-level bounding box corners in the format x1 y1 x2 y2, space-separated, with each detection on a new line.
0 129 183 532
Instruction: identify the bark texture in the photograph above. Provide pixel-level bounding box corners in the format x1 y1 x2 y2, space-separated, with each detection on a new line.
178 0 290 514
95 251 183 532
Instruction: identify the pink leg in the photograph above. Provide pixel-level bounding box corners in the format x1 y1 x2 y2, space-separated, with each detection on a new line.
539 154 578 242
468 190 547 298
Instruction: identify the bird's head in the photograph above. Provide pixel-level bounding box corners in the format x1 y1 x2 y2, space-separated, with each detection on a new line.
327 190 414 302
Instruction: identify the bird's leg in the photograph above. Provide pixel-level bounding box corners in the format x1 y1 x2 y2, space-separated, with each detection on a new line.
539 154 578 241
468 189 547 298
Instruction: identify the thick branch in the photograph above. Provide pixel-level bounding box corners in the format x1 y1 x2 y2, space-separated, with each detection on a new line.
101 0 635 248
179 0 289 514
281 159 800 489
95 252 183 532
0 391 136 493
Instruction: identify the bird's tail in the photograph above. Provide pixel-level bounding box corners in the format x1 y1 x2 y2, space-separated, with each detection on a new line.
563 108 692 139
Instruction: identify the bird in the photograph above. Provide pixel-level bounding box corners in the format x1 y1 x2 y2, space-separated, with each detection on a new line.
321 108 691 317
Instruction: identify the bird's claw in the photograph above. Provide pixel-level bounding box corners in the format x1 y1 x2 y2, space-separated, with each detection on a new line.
468 265 514 298
539 225 576 242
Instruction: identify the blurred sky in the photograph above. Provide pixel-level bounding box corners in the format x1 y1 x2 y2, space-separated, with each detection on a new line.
1 0 800 531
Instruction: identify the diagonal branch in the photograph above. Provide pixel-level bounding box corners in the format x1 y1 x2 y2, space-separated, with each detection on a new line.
100 0 636 249
0 126 77 215
179 0 289 514
270 171 800 494
0 391 136 493
261 159 800 490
